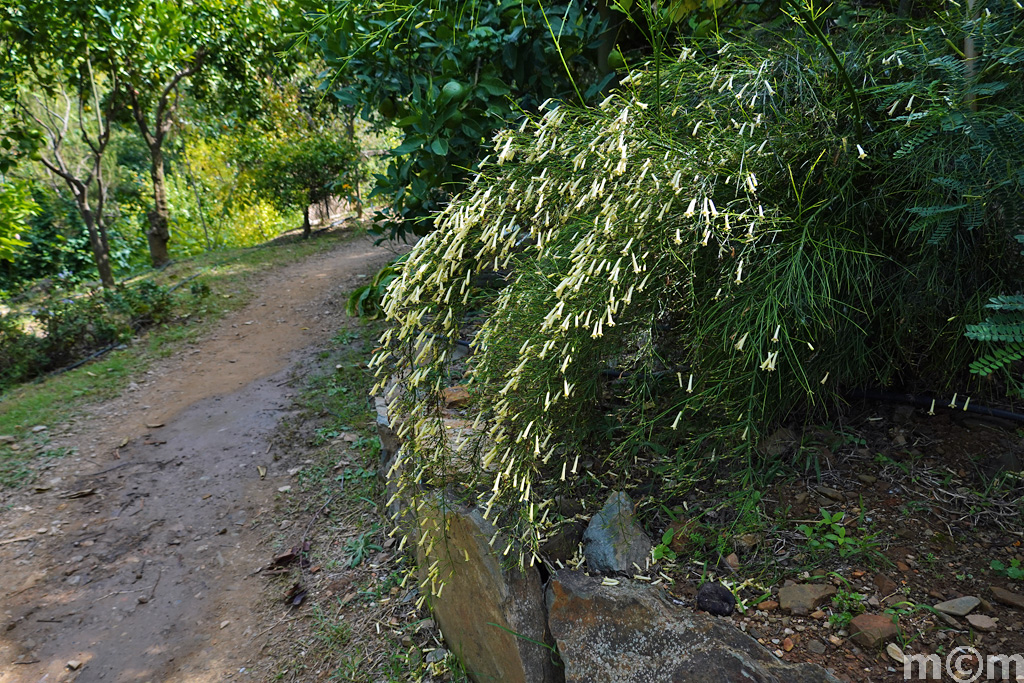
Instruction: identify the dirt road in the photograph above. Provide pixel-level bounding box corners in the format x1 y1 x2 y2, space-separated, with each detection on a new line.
0 232 395 682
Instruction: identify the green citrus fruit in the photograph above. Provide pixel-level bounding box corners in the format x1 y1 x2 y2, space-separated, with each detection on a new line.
444 110 464 129
440 81 468 103
608 49 625 70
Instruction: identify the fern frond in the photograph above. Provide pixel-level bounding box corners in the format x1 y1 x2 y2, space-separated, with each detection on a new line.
969 342 1024 375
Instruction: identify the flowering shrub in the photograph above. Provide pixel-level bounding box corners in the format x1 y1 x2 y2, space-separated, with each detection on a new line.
374 5 1024 582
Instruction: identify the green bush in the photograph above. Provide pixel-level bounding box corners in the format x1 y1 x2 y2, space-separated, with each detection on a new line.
0 280 176 391
0 313 46 390
374 3 1024 571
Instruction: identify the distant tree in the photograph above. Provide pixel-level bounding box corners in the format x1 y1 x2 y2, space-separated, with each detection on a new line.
3 4 125 287
102 0 290 266
248 133 363 239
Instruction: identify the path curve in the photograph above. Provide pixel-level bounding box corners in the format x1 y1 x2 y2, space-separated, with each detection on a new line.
0 231 397 682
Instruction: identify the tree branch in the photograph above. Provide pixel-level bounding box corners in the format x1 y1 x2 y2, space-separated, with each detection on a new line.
153 48 208 141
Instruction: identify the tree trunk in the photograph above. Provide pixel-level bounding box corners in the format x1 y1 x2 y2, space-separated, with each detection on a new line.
80 206 115 288
146 145 172 267
302 205 311 239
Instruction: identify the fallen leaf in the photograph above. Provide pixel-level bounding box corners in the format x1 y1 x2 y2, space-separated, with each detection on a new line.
64 489 96 499
285 583 307 606
219 620 230 629
270 549 298 568
339 591 357 606
118 437 130 448
145 422 164 429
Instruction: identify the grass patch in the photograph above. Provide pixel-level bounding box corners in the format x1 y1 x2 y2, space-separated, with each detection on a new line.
262 318 469 683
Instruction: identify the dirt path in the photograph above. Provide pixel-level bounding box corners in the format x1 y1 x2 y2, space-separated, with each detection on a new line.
0 232 397 682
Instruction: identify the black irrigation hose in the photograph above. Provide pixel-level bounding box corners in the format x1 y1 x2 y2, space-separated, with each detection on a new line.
44 343 122 379
847 388 1024 424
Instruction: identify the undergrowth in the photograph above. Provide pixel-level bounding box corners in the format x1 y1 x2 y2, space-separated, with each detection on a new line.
373 3 1024 582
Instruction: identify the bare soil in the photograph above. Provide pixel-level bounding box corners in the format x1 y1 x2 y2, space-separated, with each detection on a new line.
0 230 398 682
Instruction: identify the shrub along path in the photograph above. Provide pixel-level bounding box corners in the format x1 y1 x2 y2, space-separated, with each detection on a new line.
0 230 400 682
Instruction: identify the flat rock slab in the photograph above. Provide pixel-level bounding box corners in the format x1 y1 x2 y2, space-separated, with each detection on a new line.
779 584 837 616
547 570 840 683
849 613 901 648
991 586 1024 610
934 596 981 616
417 499 561 683
582 491 652 574
966 614 998 632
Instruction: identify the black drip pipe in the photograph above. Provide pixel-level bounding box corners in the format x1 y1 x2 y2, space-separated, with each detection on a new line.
846 388 1024 424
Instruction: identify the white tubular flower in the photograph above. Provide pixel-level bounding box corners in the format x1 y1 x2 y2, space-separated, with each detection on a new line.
759 351 779 372
772 325 780 343
734 332 749 352
856 144 867 159
686 374 694 393
685 197 698 217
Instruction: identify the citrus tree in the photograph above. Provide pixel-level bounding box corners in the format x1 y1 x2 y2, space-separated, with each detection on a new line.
309 0 608 239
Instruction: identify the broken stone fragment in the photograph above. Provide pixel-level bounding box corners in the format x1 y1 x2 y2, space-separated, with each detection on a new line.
416 497 560 683
778 584 837 616
849 613 901 648
582 491 651 574
991 586 1024 610
696 582 736 617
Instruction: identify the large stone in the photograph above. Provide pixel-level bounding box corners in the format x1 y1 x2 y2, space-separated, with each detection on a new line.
934 596 981 617
966 614 998 631
991 586 1024 610
582 491 652 574
778 584 837 616
873 573 898 596
546 571 840 683
849 613 901 648
417 499 561 683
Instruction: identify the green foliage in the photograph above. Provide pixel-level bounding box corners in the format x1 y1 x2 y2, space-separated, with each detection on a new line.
652 528 678 563
966 294 1024 376
248 133 363 232
374 4 1024 571
0 280 175 391
829 587 866 630
347 254 408 320
344 528 383 568
310 0 608 239
0 179 37 261
991 558 1024 580
797 510 876 559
